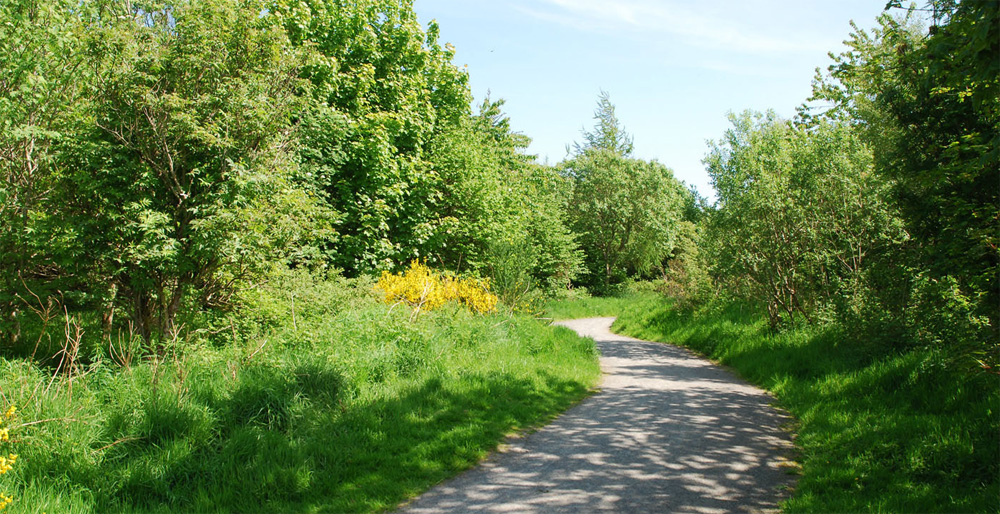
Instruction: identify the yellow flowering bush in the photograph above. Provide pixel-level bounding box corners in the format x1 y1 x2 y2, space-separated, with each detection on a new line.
0 405 16 511
377 260 498 316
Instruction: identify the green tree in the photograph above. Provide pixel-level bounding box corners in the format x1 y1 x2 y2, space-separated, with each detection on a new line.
564 94 683 291
54 0 309 344
270 0 472 274
564 150 683 291
706 111 904 328
807 2 999 331
655 184 711 302
0 0 85 345
571 90 634 158
430 97 583 299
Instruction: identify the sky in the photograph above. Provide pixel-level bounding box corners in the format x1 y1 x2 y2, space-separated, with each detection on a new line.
411 0 891 200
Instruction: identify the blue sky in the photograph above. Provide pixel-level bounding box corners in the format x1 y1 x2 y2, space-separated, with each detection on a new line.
411 0 890 200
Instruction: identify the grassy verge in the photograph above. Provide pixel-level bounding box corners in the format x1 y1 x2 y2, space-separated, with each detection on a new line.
602 295 999 513
542 292 651 321
0 273 601 513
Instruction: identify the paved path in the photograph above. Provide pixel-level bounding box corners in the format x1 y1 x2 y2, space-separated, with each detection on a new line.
397 317 796 513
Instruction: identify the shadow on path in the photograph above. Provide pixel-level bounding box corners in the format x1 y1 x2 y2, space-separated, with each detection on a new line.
397 317 797 513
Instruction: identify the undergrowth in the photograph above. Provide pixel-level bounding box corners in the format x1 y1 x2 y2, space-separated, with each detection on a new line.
0 271 600 513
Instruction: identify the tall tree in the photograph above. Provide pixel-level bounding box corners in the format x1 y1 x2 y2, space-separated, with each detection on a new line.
565 151 681 290
706 111 904 328
57 0 308 343
270 0 472 274
564 93 684 291
571 90 634 158
807 2 999 329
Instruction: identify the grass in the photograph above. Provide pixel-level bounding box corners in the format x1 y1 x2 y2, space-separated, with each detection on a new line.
542 292 644 321
0 273 601 513
579 294 999 513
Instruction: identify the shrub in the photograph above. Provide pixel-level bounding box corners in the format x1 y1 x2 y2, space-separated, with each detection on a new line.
377 260 498 317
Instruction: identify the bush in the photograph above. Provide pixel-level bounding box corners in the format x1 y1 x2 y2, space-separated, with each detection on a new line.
376 260 498 317
907 274 996 372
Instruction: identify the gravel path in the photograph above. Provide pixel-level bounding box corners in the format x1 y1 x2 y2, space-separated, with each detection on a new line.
397 317 797 513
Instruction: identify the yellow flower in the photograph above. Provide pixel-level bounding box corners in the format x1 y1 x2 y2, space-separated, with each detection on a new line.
0 407 16 512
376 260 498 316
0 454 15 475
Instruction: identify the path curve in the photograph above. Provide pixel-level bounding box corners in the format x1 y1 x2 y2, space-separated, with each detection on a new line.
397 317 796 513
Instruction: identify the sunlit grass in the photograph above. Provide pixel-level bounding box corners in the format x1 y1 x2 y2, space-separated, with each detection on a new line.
0 277 600 513
542 292 650 321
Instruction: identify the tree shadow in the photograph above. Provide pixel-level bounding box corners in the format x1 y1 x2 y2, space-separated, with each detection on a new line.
398 320 797 513
90 360 591 513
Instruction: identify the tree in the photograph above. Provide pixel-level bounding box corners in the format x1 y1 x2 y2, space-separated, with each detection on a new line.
705 111 904 328
55 0 309 344
270 0 473 274
563 93 684 291
0 0 85 345
807 2 999 331
430 97 583 298
564 150 683 291
657 184 712 302
571 90 634 158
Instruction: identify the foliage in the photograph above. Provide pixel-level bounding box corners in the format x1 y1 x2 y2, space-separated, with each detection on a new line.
905 273 995 371
0 0 86 347
705 111 904 328
563 93 686 292
807 2 998 332
3 0 996 510
266 1 582 298
376 260 498 317
270 0 473 274
611 296 999 513
484 235 540 311
0 0 320 353
67 0 308 343
0 0 583 362
570 90 634 157
430 98 584 295
657 220 712 304
565 149 684 291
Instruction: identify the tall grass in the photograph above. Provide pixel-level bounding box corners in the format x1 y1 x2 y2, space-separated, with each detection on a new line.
602 295 999 513
0 272 600 513
542 292 641 321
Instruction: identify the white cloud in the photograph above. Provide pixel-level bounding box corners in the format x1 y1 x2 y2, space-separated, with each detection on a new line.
517 0 834 54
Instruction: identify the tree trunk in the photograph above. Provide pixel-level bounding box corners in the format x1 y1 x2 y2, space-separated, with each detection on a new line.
101 283 117 345
131 288 154 346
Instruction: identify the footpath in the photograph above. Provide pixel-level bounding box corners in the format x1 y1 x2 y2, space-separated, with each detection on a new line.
398 317 797 513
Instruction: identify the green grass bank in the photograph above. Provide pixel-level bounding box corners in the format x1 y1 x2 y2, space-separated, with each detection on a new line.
0 275 600 513
552 293 998 513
